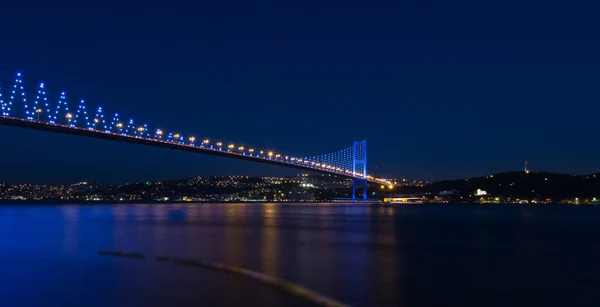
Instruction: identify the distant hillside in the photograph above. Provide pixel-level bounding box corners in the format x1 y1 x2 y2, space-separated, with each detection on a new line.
403 172 599 200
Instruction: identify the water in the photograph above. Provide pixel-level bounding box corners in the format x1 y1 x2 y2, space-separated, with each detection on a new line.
1 203 599 307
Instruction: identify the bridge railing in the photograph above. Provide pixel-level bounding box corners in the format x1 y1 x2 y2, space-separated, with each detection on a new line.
0 69 391 185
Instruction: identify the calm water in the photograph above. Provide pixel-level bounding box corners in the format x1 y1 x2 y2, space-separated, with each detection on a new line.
1 203 599 307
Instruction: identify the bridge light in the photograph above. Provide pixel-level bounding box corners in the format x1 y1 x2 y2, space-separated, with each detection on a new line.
36 109 42 113
173 133 180 139
94 118 99 123
116 123 123 128
156 130 163 135
216 142 222 146
203 139 209 144
248 149 254 153
268 151 274 157
260 151 264 154
189 137 196 142
275 154 281 158
66 113 73 119
285 156 288 160
228 144 235 149
388 185 393 190
137 127 144 132
238 146 244 151
290 157 295 161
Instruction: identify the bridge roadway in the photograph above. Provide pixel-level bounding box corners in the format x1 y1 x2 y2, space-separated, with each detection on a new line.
0 116 389 185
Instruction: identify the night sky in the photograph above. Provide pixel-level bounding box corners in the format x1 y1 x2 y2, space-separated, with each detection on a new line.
1 0 599 184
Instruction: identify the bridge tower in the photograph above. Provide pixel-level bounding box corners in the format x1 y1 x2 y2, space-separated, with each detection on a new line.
351 139 367 200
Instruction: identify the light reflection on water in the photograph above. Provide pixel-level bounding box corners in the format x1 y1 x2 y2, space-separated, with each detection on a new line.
0 203 600 306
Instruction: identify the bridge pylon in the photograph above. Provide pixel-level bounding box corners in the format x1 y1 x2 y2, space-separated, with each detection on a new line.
351 139 367 200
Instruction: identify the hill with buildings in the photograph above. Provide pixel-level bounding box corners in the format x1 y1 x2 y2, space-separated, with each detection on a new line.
398 171 600 203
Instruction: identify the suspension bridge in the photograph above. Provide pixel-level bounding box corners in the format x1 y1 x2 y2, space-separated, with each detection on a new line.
0 68 393 199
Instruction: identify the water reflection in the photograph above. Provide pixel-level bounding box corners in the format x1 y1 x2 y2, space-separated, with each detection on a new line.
224 204 245 265
2 203 596 307
60 206 79 254
370 208 400 305
261 203 279 275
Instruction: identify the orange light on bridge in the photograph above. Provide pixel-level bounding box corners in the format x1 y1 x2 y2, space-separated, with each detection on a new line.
94 118 99 123
189 137 196 142
228 144 235 149
174 133 180 139
216 142 222 146
203 139 209 144
116 123 123 128
156 130 163 135
66 113 73 119
268 151 274 157
238 146 244 151
248 149 254 153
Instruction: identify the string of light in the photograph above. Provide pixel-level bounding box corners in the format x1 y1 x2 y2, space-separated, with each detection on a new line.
0 70 385 182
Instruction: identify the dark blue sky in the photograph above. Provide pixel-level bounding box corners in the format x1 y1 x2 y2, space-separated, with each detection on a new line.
1 0 599 184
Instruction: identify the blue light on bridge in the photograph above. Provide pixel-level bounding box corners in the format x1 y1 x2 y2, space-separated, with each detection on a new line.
0 71 391 189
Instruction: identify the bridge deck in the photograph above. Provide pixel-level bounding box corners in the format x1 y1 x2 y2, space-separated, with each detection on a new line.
0 116 386 184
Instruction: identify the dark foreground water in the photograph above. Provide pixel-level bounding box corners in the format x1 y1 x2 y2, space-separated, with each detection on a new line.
1 203 599 307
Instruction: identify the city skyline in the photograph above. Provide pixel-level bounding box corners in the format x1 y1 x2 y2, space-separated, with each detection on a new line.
1 1 600 183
